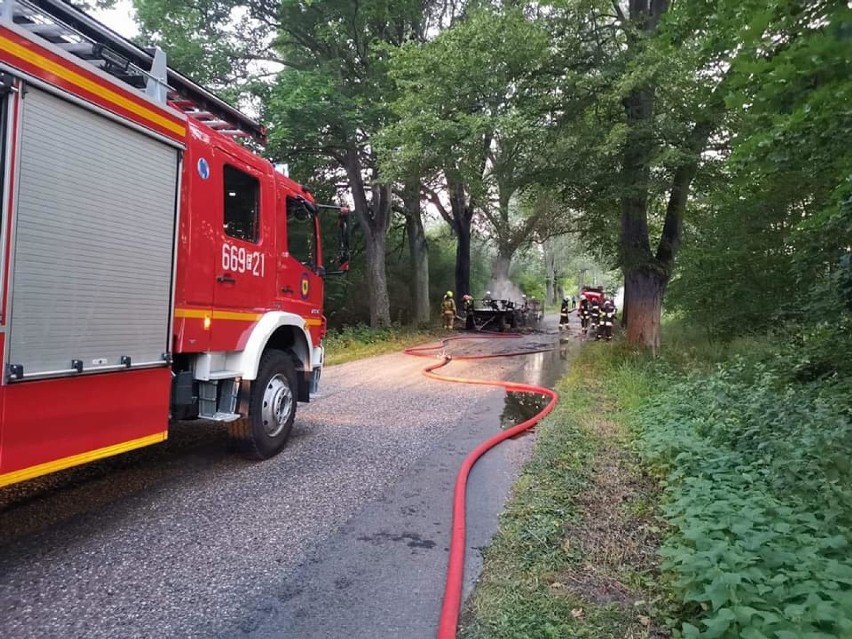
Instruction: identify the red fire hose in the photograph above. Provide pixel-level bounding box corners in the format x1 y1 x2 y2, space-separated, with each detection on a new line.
404 333 560 639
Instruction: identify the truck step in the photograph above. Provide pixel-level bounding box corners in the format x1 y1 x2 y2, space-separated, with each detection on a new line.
205 370 242 380
207 412 241 423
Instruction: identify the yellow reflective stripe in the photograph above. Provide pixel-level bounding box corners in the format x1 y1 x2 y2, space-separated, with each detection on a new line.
211 310 263 321
0 33 185 138
176 308 322 326
173 308 208 319
0 432 168 488
174 308 262 322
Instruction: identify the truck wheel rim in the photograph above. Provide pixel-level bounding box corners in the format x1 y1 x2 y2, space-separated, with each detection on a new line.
261 374 292 438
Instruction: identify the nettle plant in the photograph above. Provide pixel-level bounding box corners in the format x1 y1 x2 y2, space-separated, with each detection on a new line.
635 360 852 638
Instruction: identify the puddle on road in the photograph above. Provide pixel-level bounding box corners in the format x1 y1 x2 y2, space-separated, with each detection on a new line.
517 335 573 389
499 331 573 435
500 391 551 431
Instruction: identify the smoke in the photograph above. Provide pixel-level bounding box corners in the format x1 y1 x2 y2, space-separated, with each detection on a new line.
614 286 625 310
485 277 527 302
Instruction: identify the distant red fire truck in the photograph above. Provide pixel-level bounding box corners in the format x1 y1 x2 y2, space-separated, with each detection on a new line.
0 0 349 487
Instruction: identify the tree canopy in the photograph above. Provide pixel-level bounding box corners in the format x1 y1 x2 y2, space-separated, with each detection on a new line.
119 0 850 342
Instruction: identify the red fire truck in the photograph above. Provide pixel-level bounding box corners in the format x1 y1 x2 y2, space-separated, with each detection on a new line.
0 0 349 488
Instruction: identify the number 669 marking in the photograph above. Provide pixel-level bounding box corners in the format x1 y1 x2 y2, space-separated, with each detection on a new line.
222 243 265 277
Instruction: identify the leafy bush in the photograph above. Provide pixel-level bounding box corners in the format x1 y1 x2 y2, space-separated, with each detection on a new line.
633 349 852 638
322 323 440 366
324 323 395 348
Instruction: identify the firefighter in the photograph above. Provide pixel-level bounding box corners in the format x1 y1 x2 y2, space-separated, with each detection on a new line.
559 296 570 330
483 290 498 311
462 294 475 330
441 291 457 330
578 294 590 333
517 294 527 327
601 298 617 341
589 297 602 339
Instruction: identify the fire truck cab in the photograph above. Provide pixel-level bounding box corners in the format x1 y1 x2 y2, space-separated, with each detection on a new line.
0 0 346 487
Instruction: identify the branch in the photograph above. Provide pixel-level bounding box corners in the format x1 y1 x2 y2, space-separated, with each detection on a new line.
655 117 717 269
480 205 499 230
611 0 626 23
422 184 453 226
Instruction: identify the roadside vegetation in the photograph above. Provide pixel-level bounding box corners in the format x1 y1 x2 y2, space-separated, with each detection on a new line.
459 343 666 639
323 324 444 366
112 1 850 635
462 318 852 639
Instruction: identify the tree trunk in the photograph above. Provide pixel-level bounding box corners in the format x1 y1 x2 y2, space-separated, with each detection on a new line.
619 80 657 346
448 178 474 297
544 244 555 306
402 181 430 325
343 147 392 327
545 274 554 307
364 230 391 326
613 0 714 347
491 251 511 283
615 0 671 347
455 220 471 299
624 267 665 354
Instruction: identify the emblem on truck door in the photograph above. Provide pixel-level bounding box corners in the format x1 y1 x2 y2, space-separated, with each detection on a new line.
197 157 210 180
300 273 310 299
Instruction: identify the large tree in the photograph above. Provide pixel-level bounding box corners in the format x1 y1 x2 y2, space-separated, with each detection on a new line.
667 0 852 334
538 0 757 348
382 6 558 296
260 0 437 327
127 0 440 327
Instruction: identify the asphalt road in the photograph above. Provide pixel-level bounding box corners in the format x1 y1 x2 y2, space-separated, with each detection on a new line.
0 316 576 639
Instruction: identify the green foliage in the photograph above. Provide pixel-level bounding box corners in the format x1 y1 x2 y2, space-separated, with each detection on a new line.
323 324 439 366
263 0 438 165
383 6 550 186
513 270 545 302
667 2 852 336
381 6 564 274
322 221 504 328
123 0 850 340
128 0 274 96
426 227 492 300
629 327 852 638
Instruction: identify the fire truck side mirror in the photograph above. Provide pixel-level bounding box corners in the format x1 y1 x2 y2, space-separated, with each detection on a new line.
324 207 351 276
292 197 315 221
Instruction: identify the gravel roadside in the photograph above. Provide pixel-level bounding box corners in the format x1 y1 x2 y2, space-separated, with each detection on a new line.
0 320 573 638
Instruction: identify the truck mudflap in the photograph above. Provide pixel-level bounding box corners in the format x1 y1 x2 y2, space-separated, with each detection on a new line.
296 367 320 403
309 367 321 396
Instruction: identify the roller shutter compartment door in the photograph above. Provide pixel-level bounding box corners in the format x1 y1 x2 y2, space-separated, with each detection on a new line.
8 88 180 379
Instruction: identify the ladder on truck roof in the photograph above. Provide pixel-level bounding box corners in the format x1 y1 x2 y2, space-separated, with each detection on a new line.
0 0 267 144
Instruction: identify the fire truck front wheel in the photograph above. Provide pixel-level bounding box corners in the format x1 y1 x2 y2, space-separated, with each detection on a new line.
229 349 298 459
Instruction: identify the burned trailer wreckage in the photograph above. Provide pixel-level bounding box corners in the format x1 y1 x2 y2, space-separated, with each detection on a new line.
463 297 544 332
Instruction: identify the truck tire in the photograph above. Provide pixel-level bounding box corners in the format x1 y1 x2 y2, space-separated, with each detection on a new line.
229 349 297 460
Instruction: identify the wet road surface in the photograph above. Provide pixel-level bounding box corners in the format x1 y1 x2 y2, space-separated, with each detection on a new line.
0 315 579 638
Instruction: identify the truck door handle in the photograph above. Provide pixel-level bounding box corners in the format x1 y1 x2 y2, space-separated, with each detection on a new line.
217 274 236 284
281 286 293 294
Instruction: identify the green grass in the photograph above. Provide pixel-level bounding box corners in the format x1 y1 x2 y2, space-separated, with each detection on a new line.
459 345 665 639
323 323 444 366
